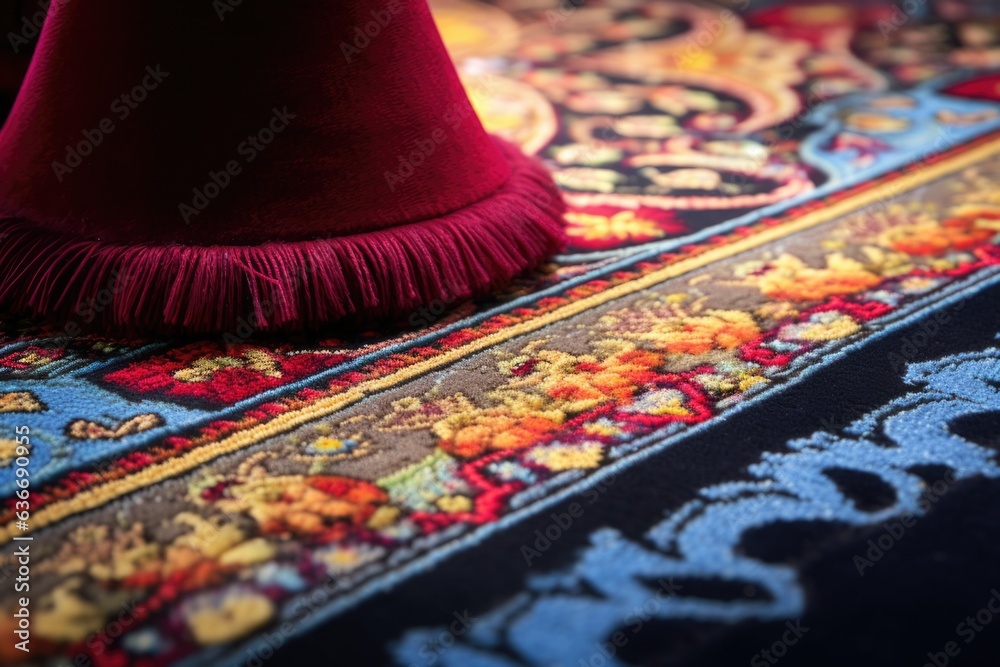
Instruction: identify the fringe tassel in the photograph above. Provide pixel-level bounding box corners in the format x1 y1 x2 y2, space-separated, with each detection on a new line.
0 141 566 336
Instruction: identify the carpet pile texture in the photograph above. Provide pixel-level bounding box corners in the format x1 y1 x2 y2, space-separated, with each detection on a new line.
1 1 1000 665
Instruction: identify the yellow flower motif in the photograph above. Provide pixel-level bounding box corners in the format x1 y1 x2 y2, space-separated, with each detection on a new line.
554 167 624 193
739 253 881 301
433 406 563 459
551 143 623 166
12 350 54 369
174 349 281 383
495 344 665 415
430 341 665 459
218 538 275 567
566 210 665 242
379 394 476 432
600 303 760 355
780 312 861 342
844 112 910 133
697 370 768 396
215 471 387 540
172 513 246 558
625 389 692 417
436 495 473 513
310 437 351 453
615 115 681 139
185 590 274 646
0 391 43 413
952 205 1000 231
738 373 768 392
315 543 385 575
581 421 624 439
40 523 161 582
898 276 939 293
367 506 400 530
220 473 297 505
0 439 23 467
875 204 999 256
674 49 717 72
859 246 914 277
34 579 132 643
527 442 604 472
755 301 800 322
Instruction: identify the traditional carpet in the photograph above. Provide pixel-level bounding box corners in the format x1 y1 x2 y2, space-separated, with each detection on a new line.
2 1 1000 666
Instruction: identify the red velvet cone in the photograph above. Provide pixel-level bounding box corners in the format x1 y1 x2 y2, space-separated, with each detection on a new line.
0 0 565 335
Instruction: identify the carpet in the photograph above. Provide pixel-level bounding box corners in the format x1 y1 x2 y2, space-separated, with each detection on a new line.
2 1 1000 666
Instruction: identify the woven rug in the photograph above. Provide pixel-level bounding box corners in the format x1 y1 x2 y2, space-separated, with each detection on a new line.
3 1 1000 665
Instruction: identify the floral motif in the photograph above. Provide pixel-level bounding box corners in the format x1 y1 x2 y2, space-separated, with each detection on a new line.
736 253 882 301
215 474 387 542
183 588 274 646
6 204 998 663
599 299 761 356
880 204 1000 256
565 209 671 245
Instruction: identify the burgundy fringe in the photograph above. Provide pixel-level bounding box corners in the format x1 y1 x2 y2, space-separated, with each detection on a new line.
0 142 565 336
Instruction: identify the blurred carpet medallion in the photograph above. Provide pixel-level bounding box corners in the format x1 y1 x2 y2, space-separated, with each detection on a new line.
2 1 1000 666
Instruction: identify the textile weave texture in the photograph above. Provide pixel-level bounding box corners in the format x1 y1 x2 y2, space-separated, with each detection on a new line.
2 1 1000 666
